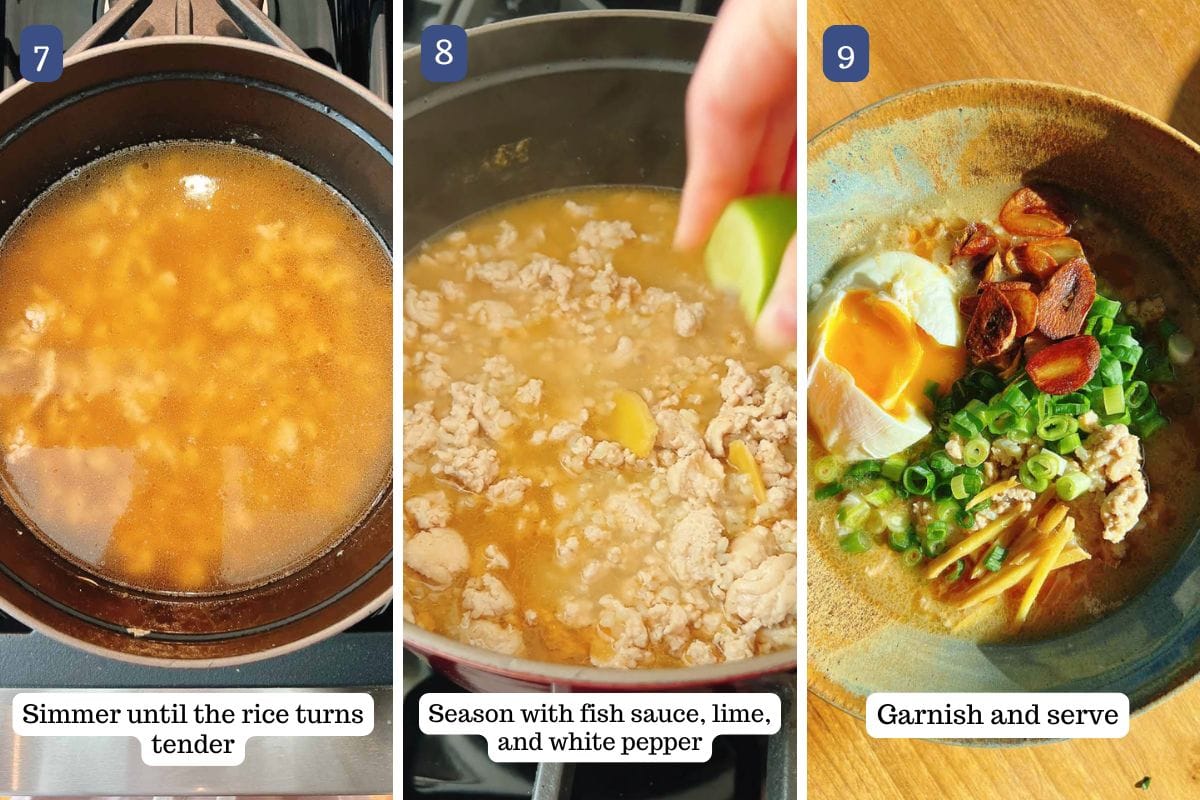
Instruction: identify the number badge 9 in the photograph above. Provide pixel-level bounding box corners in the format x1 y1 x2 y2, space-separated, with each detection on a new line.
822 25 869 83
20 25 64 83
421 24 468 83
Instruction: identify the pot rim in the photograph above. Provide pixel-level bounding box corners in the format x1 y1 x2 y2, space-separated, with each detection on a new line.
0 34 394 123
399 8 715 61
807 77 1200 729
404 624 796 687
0 587 393 668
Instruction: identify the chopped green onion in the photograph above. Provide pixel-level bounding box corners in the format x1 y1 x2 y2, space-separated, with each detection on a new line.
887 526 914 552
1056 432 1082 454
950 473 969 500
814 455 841 484
901 547 923 567
1027 450 1065 481
863 484 895 507
837 499 870 529
1008 416 1035 442
865 510 888 536
1098 355 1124 386
963 437 990 468
924 380 941 403
880 454 908 482
1089 295 1121 319
964 399 990 424
1160 319 1180 338
1125 381 1150 410
928 451 956 478
882 506 911 533
1055 392 1090 415
982 543 1007 572
922 521 949 557
845 459 882 480
1036 393 1053 422
1056 471 1091 501
1036 414 1077 441
839 530 872 554
988 409 1017 435
1169 332 1195 364
1096 316 1114 336
1000 385 1031 415
1102 384 1125 416
1134 412 1168 438
815 483 842 500
934 498 959 523
1018 462 1049 492
945 559 965 582
902 465 936 496
955 507 977 529
932 482 956 501
950 409 981 438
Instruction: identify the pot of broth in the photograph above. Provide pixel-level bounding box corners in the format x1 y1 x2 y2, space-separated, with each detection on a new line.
0 0 392 664
403 11 797 692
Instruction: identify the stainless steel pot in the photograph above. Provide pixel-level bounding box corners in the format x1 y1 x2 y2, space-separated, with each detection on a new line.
402 10 796 692
0 0 393 665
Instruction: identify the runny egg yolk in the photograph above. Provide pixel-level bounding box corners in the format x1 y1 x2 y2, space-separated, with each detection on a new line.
824 289 965 415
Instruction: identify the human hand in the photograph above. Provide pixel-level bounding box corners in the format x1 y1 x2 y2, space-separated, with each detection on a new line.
675 0 797 348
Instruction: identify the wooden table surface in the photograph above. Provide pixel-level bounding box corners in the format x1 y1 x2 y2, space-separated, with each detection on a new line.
807 1 1200 798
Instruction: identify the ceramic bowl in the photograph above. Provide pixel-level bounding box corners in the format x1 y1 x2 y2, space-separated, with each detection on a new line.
808 79 1200 722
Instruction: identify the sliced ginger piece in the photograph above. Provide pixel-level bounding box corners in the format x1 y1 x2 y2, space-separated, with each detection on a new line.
728 438 767 503
603 389 658 458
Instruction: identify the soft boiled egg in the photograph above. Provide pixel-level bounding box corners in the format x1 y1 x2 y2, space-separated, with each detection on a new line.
808 251 966 461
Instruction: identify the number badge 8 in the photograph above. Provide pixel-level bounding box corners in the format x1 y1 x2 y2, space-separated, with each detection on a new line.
822 25 869 83
421 25 468 83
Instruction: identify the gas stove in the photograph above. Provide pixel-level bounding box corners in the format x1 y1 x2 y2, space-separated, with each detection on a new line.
0 2 393 795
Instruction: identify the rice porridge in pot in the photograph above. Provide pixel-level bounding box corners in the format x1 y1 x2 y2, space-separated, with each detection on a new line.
0 142 393 594
402 189 798 668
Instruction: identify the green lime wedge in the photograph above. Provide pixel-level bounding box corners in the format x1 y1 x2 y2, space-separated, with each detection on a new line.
704 194 797 321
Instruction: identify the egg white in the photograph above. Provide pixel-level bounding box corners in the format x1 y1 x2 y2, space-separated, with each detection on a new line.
808 251 961 460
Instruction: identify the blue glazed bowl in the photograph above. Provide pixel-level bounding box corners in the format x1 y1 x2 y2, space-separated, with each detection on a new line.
808 79 1200 727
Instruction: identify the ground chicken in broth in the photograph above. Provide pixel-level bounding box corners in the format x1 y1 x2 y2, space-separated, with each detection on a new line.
0 142 392 593
808 183 1200 639
403 189 797 668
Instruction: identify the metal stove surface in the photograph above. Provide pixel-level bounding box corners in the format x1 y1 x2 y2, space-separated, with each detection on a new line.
0 2 394 794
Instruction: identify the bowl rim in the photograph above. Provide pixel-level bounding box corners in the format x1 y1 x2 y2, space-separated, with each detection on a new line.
806 77 1200 733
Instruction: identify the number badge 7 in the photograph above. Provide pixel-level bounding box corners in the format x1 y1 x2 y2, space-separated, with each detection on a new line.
20 25 64 83
421 25 468 83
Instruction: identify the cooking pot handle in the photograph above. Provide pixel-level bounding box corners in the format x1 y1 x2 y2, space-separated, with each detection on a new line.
67 0 307 58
